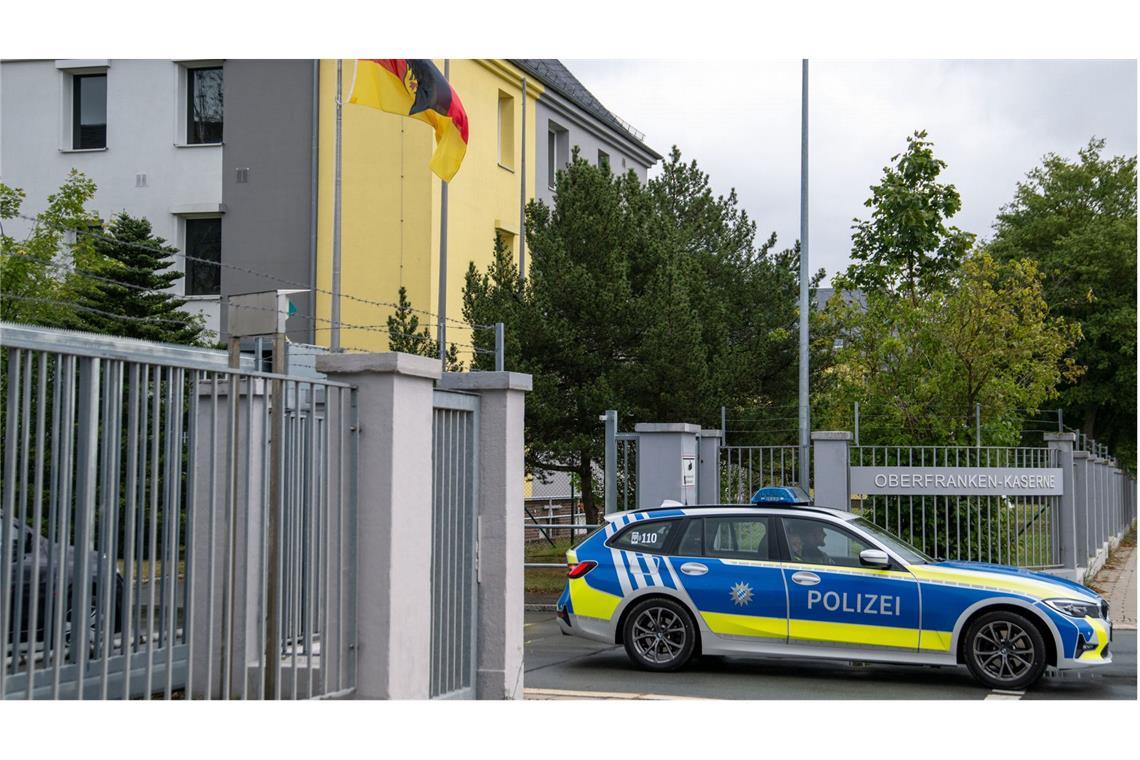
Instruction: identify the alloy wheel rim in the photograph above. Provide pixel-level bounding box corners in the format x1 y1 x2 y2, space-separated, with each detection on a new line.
972 620 1036 682
631 607 687 664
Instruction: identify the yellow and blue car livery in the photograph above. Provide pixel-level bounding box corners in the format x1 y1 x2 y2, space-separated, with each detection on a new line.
556 496 1111 689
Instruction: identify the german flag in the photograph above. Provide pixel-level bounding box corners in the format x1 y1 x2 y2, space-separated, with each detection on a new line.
348 59 469 182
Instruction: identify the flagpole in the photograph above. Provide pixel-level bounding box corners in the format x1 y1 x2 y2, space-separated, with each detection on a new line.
332 59 343 352
437 59 450 364
798 58 811 490
519 76 527 285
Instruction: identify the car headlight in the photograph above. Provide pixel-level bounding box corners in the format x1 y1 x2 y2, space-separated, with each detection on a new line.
1044 598 1102 618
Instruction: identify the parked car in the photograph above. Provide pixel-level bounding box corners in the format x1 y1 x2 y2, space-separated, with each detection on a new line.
5 517 124 655
555 488 1111 690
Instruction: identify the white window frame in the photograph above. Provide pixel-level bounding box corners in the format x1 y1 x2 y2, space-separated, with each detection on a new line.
497 90 515 171
547 129 556 189
174 60 224 148
180 213 224 298
56 61 110 153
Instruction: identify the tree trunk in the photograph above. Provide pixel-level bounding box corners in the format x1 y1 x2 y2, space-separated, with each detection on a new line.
1082 407 1097 442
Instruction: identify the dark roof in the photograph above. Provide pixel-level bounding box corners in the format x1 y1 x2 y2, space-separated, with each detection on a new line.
510 59 662 161
814 287 867 311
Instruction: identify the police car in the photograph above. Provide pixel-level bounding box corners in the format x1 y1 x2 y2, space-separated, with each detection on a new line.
555 487 1112 690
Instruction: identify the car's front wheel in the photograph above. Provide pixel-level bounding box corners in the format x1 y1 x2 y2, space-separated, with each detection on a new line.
622 597 696 672
963 610 1047 690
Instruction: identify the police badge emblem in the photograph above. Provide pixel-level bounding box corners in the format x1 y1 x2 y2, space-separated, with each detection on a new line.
730 581 754 607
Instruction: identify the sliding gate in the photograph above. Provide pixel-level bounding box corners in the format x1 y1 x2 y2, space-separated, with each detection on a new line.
429 390 479 699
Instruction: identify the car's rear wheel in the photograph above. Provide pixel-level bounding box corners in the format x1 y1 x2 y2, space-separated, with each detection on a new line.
963 610 1047 690
622 597 696 672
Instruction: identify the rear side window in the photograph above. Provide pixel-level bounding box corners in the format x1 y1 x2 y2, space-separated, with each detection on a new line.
676 519 703 556
609 520 677 553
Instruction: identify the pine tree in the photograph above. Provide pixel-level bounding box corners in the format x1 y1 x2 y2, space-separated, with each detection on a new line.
75 212 209 345
386 285 463 370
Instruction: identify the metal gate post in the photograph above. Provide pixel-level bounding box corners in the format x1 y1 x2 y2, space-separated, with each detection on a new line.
603 410 617 515
697 429 722 504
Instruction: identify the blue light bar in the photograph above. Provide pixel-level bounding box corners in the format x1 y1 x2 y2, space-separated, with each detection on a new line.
750 486 812 505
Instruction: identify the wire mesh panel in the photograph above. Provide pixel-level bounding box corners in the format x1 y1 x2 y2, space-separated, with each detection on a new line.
720 445 802 503
429 391 478 699
850 446 1062 568
1 324 357 700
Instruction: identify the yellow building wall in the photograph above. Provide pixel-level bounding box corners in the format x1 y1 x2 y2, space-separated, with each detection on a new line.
316 59 542 357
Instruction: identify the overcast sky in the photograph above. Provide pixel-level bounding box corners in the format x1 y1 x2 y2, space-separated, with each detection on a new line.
562 60 1137 285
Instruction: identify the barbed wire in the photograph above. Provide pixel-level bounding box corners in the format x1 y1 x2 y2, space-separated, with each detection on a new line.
67 263 496 353
1 295 209 329
10 212 496 330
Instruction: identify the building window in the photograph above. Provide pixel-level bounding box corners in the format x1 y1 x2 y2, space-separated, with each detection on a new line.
72 74 107 149
187 67 224 144
598 149 610 172
495 228 515 256
547 130 556 189
184 218 222 295
497 91 515 169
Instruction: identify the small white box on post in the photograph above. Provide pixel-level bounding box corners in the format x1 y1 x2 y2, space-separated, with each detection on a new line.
227 289 308 339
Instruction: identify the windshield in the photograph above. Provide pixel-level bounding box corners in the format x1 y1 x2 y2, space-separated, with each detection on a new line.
851 517 933 565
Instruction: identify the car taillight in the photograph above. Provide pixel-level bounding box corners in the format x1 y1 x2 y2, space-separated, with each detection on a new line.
567 560 597 579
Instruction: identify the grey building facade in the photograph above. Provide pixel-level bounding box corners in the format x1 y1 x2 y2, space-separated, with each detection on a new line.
220 60 317 343
512 60 662 208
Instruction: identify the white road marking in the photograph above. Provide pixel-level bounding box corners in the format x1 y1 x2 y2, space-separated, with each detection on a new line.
526 688 711 701
984 689 1025 700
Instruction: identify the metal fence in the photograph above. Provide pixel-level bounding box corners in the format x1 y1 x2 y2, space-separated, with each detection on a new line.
1076 438 1135 576
850 445 1062 568
429 391 478 699
720 445 802 503
1 323 356 699
614 434 639 512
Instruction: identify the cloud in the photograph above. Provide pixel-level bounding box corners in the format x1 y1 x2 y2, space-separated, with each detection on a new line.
563 59 1137 284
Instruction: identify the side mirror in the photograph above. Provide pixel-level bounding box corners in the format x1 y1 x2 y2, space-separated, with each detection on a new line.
859 549 890 569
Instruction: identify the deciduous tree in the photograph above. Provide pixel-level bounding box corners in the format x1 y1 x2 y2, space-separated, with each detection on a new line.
0 170 103 327
986 138 1136 467
844 130 975 303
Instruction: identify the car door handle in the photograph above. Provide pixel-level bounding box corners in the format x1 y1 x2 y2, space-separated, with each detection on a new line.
791 571 820 586
680 562 708 576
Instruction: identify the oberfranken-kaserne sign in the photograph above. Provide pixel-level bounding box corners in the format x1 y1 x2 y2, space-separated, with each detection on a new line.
849 467 1063 496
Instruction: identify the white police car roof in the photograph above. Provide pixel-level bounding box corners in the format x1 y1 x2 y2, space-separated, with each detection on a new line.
606 501 858 522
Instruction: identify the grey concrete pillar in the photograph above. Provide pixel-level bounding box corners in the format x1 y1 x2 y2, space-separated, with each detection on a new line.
316 352 441 699
811 431 852 510
697 429 723 504
1096 459 1108 556
1089 457 1108 575
1044 433 1077 576
1112 468 1124 541
633 423 701 507
438 371 532 700
1072 450 1090 571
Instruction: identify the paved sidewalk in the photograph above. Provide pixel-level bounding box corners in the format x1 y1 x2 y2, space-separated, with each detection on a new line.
1089 531 1137 630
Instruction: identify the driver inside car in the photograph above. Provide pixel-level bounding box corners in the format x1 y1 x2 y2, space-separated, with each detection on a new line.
787 521 830 564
